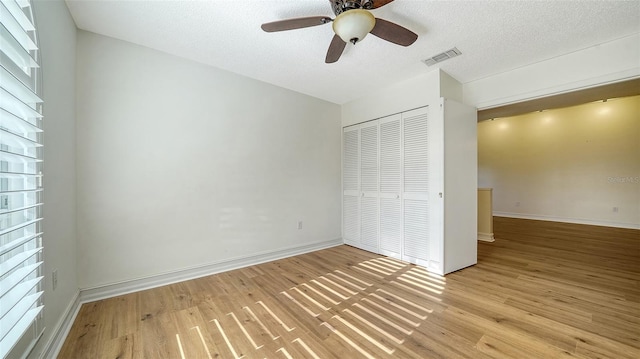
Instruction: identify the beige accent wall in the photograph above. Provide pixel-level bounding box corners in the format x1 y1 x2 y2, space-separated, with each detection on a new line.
478 95 640 229
477 188 494 241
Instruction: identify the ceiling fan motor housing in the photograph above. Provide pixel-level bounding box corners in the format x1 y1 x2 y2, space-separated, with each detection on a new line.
332 0 374 16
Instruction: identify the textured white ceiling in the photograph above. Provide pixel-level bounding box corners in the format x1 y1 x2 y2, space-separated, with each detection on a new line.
64 0 640 105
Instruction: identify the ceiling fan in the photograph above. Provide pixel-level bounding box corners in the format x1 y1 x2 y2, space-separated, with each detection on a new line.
261 0 418 63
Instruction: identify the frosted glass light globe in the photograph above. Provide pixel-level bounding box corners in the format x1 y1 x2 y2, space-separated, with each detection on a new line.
332 9 376 44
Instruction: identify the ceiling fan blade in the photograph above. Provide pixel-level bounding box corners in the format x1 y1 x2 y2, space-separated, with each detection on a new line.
326 34 347 63
371 0 395 9
370 18 418 46
261 16 332 32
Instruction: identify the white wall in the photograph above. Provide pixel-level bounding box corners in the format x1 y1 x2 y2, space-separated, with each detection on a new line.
478 95 640 229
463 33 640 110
341 69 464 127
442 99 478 273
30 0 78 358
75 31 342 289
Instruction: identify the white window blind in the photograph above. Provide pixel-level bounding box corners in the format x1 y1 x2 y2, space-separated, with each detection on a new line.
0 0 44 358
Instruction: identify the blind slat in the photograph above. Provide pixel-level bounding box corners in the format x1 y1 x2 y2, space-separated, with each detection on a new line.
0 171 41 178
0 305 43 359
1 24 39 72
0 2 36 52
3 0 35 32
0 277 40 318
0 292 42 341
15 0 31 8
0 218 41 237
0 87 42 122
0 188 42 195
0 127 41 148
0 149 41 163
0 232 40 256
0 247 42 278
0 65 42 105
0 202 42 216
0 262 41 298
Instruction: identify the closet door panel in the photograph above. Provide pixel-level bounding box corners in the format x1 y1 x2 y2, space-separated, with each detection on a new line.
359 122 379 252
342 126 359 245
379 115 402 258
380 198 401 256
343 196 359 244
360 124 378 193
379 116 402 194
403 199 429 262
402 107 430 266
403 109 429 195
360 196 378 249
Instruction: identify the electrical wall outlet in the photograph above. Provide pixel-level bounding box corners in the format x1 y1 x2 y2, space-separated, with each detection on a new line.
613 207 619 213
298 221 303 230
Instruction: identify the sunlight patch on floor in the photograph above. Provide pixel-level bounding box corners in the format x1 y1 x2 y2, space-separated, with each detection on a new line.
174 254 445 358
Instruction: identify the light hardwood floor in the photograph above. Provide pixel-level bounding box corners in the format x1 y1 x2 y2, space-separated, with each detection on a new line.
58 217 640 358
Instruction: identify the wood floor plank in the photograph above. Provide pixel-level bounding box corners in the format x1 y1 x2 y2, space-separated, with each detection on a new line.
102 333 138 359
59 217 640 358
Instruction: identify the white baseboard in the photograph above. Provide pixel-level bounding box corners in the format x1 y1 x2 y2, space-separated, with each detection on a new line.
493 212 640 230
40 290 81 359
478 232 495 242
79 238 343 303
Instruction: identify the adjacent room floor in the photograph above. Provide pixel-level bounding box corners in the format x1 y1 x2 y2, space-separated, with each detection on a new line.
58 217 640 358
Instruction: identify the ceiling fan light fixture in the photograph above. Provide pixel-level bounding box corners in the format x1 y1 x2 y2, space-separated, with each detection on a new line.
332 9 376 44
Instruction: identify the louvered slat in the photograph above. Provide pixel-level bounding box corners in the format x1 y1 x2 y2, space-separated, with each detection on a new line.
360 196 378 248
403 199 429 261
342 128 358 191
379 118 401 194
359 124 378 192
342 195 359 243
380 197 401 253
404 112 429 193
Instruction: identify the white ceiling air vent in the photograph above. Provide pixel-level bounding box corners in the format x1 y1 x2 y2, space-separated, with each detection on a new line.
422 47 462 66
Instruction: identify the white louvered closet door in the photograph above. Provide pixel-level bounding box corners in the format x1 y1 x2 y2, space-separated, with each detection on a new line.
342 126 359 246
378 114 402 259
359 121 379 252
402 107 430 267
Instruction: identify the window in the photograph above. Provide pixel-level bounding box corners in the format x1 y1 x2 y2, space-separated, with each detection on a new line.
0 0 44 357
